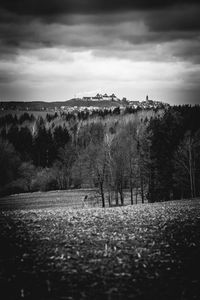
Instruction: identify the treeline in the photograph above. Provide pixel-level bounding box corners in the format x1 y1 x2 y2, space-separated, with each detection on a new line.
0 105 200 206
0 105 153 127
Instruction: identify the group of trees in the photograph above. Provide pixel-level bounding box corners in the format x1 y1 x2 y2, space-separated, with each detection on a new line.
1 105 200 207
148 106 200 202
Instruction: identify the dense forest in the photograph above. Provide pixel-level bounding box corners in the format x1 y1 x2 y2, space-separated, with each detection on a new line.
1 105 200 206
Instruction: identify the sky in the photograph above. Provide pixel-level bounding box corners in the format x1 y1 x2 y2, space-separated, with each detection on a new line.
0 0 200 104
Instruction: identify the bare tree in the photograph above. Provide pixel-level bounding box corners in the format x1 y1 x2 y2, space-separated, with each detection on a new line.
136 123 150 204
54 143 77 189
174 131 199 199
86 141 108 207
118 122 138 205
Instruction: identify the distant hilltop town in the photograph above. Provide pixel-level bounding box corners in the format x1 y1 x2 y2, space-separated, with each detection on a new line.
59 93 169 113
0 94 169 112
82 93 118 102
77 93 164 106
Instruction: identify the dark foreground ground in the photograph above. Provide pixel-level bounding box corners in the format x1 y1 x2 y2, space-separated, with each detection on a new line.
0 198 200 300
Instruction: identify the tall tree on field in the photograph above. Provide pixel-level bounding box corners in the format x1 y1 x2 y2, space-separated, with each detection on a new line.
174 130 200 199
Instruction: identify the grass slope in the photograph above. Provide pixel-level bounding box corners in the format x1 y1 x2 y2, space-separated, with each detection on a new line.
0 199 200 300
0 189 99 210
0 189 145 210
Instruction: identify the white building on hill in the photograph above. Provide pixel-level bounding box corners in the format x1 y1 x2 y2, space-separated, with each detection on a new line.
83 93 118 101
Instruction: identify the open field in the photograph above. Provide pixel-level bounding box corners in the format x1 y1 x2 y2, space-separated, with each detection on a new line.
0 189 100 210
0 198 200 300
0 189 145 210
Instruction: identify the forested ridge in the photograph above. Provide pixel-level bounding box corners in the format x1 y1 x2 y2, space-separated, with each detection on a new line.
1 105 200 205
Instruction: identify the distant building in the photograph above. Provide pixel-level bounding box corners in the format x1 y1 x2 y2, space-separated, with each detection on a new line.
122 97 128 104
111 93 118 101
82 93 119 101
145 95 154 105
128 100 140 106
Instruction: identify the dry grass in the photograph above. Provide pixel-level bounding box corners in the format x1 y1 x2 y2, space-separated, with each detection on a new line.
0 198 200 299
0 189 146 211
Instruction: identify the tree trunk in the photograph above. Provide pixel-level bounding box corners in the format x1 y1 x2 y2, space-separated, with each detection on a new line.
140 175 144 204
119 186 124 206
135 185 138 204
130 185 133 205
148 167 155 203
115 190 119 206
108 190 112 207
189 143 194 198
100 183 105 208
192 157 196 198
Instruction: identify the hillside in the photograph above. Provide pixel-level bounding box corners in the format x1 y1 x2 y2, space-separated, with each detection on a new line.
0 97 167 112
0 98 122 111
63 98 121 108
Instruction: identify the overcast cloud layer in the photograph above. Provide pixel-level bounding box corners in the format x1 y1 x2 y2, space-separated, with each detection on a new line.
0 0 200 104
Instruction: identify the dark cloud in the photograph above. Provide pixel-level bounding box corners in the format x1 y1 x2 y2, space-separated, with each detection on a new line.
0 73 16 83
169 39 200 64
145 5 200 32
0 1 200 43
0 1 199 104
0 7 199 43
1 0 200 17
0 0 200 69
